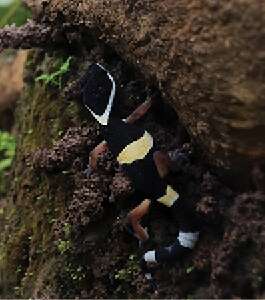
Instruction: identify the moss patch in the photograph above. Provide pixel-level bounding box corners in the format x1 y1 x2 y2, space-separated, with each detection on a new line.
0 50 83 298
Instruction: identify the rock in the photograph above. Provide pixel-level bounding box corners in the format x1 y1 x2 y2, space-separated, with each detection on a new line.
1 0 264 187
41 0 265 188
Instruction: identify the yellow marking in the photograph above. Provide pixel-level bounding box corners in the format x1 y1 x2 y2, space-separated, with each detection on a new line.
117 131 153 164
157 185 179 207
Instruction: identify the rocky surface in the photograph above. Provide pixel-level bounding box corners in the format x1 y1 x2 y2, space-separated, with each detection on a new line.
1 0 264 187
0 1 265 299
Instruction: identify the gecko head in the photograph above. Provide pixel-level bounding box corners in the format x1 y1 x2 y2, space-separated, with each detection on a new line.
82 63 116 126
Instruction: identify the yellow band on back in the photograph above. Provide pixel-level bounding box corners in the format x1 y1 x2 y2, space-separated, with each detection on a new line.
157 185 179 207
117 131 153 164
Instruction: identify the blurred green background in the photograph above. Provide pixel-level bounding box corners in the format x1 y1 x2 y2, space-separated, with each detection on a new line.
0 0 31 28
0 0 30 195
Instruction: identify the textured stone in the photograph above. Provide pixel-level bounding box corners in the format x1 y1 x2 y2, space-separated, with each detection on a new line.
1 1 264 187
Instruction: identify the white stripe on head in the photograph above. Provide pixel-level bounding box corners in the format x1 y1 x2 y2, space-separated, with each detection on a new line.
144 250 156 263
84 63 116 126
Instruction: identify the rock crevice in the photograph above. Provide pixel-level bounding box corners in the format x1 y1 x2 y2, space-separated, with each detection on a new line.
0 0 264 186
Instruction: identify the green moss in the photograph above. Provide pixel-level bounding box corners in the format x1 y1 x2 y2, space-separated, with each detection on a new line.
115 254 139 282
113 255 141 297
16 55 80 152
0 223 32 296
0 50 84 298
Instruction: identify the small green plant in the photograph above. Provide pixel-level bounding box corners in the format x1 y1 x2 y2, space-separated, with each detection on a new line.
16 265 22 274
186 265 194 274
65 263 86 282
56 223 72 254
115 255 139 282
35 57 72 89
57 239 71 254
14 286 22 297
0 131 16 171
63 222 71 238
0 131 16 193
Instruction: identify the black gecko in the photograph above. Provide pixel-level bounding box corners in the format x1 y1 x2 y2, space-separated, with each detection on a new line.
82 63 201 292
